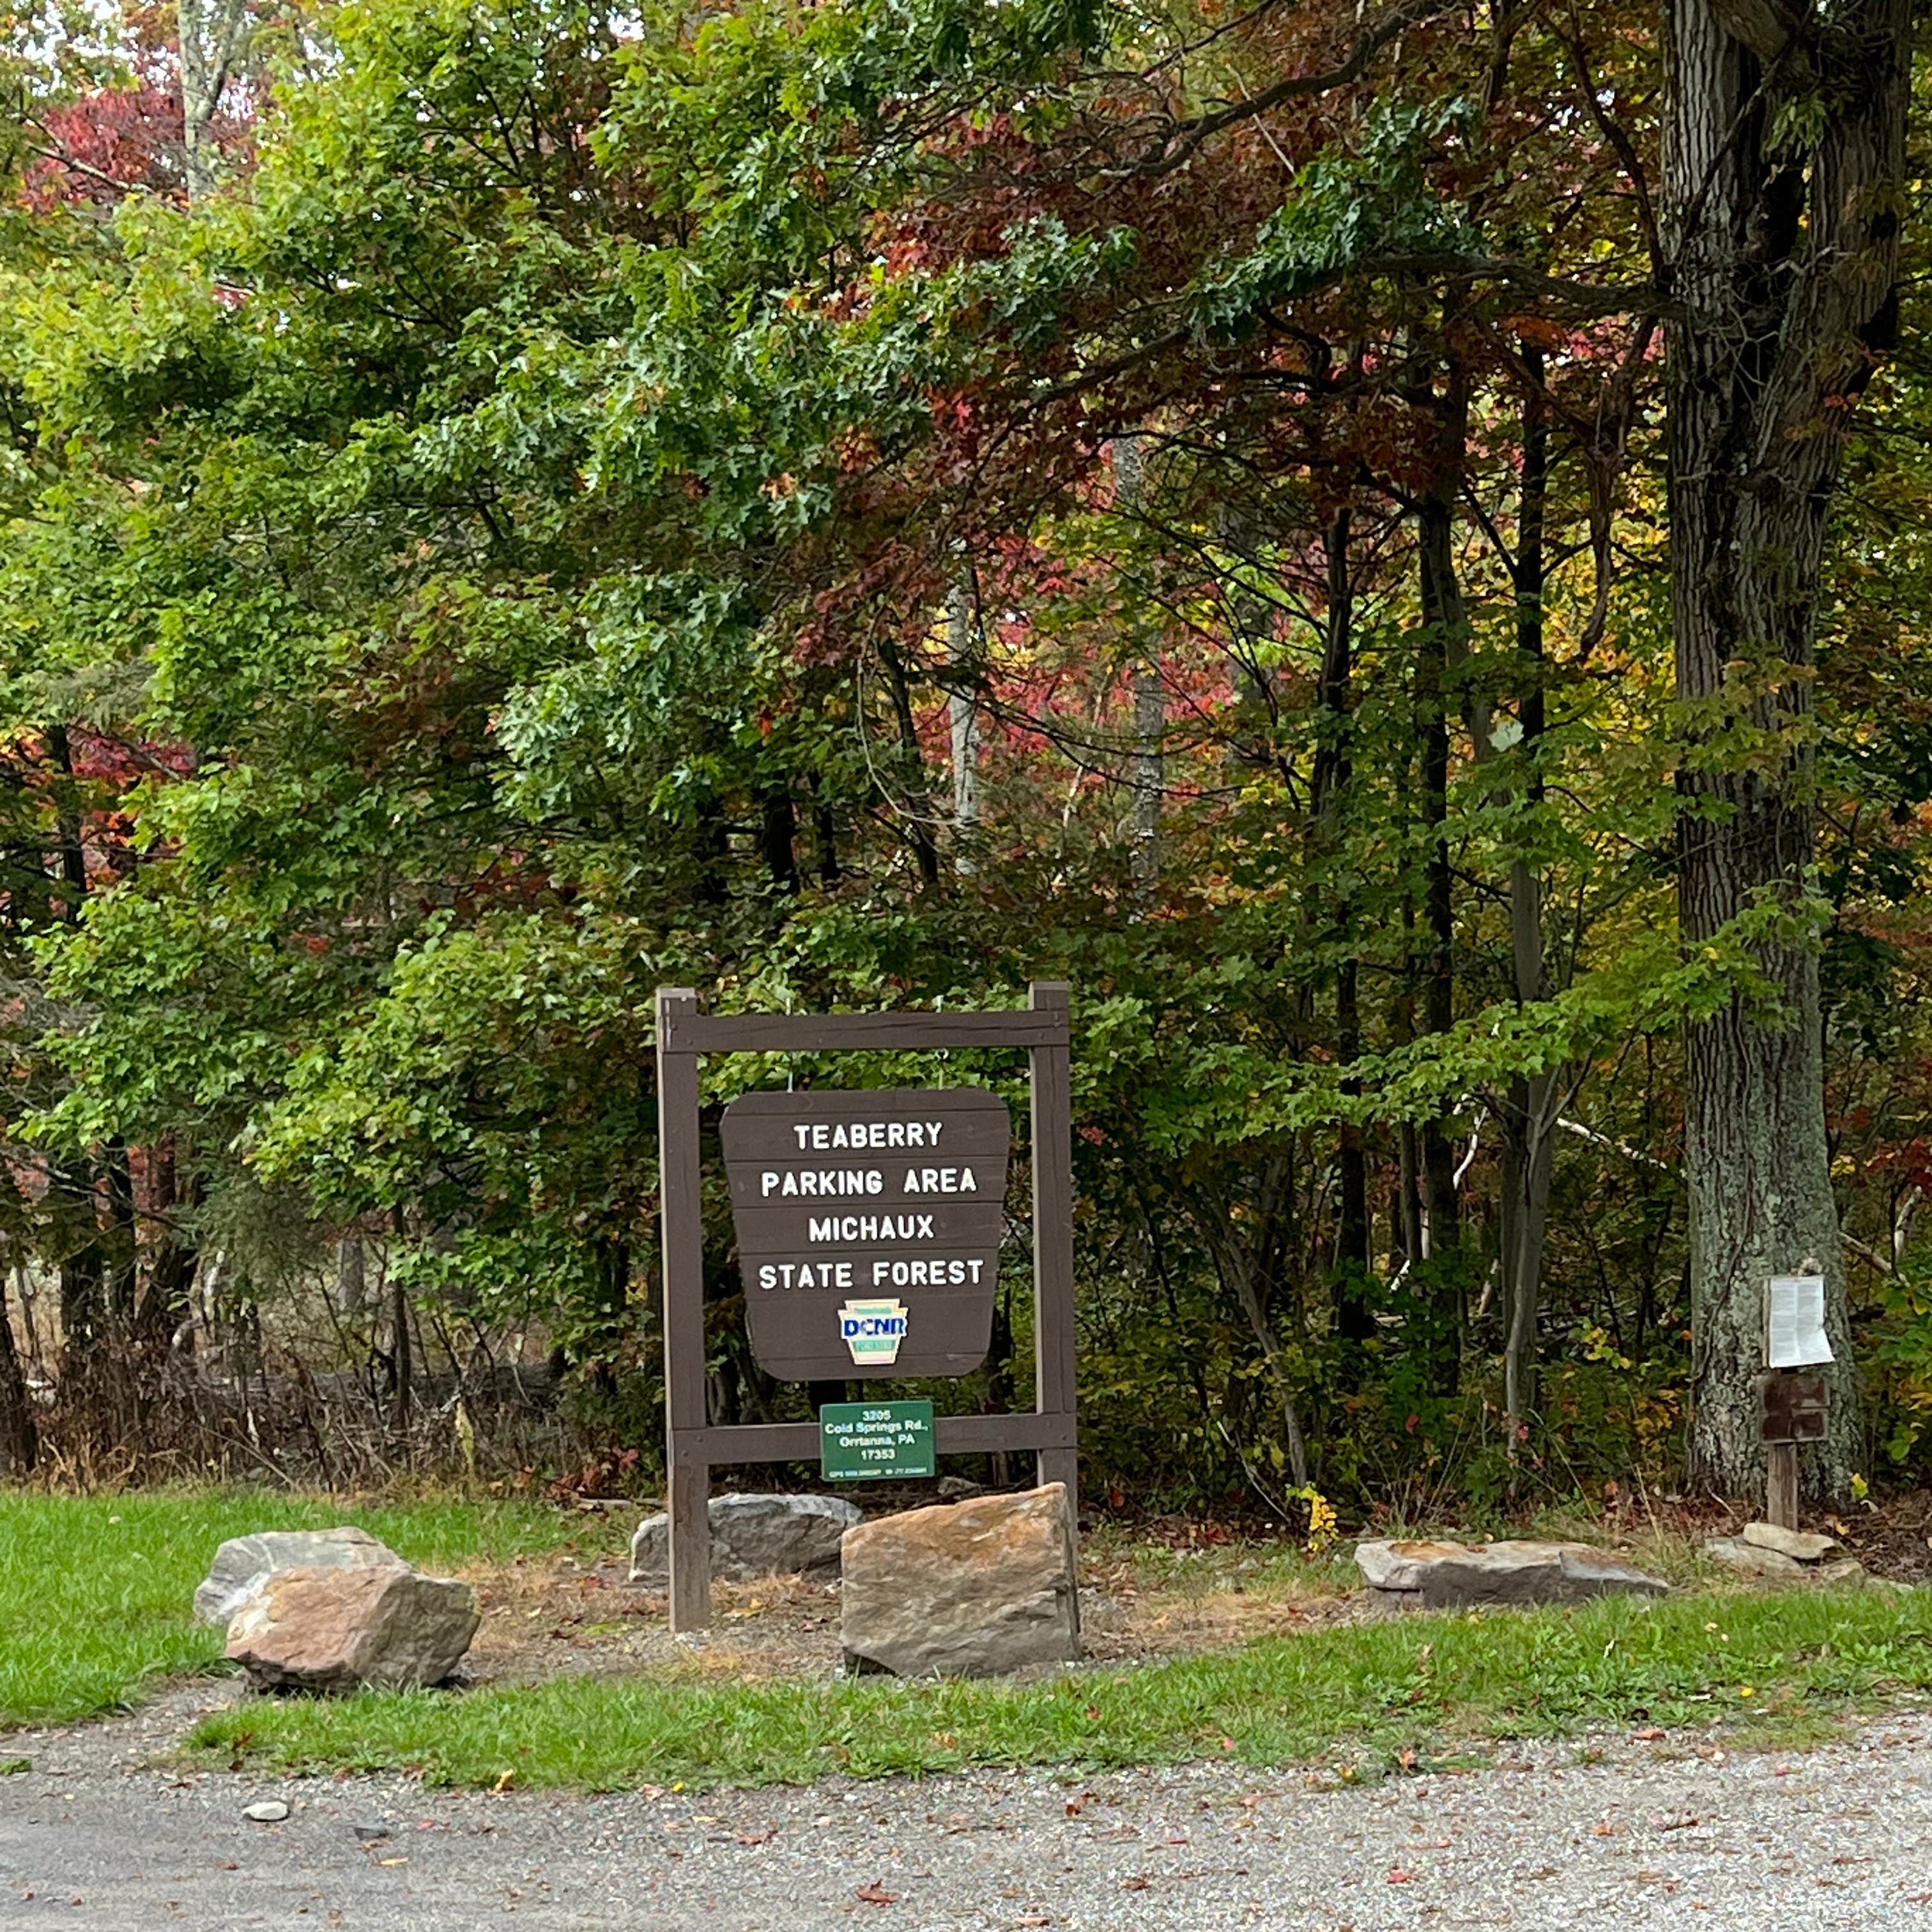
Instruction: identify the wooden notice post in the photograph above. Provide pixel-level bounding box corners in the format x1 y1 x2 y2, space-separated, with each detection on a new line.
1761 1267 1832 1533
653 983 1080 1633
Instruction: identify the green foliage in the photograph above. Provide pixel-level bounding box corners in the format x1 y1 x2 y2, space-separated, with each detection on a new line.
0 0 1922 1508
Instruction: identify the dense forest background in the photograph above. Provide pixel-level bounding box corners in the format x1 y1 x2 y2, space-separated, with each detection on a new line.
0 0 1927 1519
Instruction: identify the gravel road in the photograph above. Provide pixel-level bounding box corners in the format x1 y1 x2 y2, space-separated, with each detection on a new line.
3 1689 1929 1930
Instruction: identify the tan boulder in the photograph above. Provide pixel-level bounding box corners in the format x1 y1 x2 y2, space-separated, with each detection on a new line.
226 1564 479 1694
1356 1538 1669 1609
1741 1521 1841 1563
1705 1535 1805 1578
194 1526 403 1625
840 1484 1080 1678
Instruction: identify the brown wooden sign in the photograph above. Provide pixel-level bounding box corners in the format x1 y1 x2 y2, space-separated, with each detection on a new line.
1761 1370 1829 1444
654 984 1078 1634
722 1087 1010 1381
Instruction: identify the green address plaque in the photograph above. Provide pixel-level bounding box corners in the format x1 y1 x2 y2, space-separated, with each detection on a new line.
820 1400 936 1480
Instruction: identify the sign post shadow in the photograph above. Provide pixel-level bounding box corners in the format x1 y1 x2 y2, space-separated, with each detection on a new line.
654 981 1078 1632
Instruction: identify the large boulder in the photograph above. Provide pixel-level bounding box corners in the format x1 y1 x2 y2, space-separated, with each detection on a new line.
226 1565 479 1694
840 1483 1080 1678
1356 1538 1669 1611
629 1492 863 1584
195 1526 404 1625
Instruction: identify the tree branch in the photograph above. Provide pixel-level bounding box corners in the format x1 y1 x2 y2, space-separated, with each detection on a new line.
1111 0 1456 179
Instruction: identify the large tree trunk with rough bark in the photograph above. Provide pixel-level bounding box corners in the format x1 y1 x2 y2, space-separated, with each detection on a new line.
1666 0 1910 1501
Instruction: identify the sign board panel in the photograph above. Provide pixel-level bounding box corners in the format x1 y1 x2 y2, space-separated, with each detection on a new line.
820 1400 937 1480
1765 1273 1834 1369
1761 1371 1830 1444
721 1087 1010 1381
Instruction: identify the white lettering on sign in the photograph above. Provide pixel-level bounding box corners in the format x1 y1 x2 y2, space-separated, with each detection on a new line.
793 1121 946 1151
760 1169 885 1198
756 1260 856 1291
871 1257 986 1287
901 1166 978 1194
807 1213 936 1243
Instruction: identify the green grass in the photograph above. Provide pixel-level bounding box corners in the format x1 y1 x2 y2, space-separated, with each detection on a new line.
188 1583 1932 1791
13 1492 1932 1795
0 1489 610 1728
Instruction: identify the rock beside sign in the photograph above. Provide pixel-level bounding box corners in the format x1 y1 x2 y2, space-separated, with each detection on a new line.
226 1565 480 1694
839 1483 1080 1678
194 1525 404 1625
629 1492 863 1584
1741 1521 1841 1563
1356 1538 1669 1611
1704 1522 1865 1584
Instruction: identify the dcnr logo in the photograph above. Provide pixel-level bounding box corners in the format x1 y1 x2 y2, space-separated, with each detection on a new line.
838 1297 909 1365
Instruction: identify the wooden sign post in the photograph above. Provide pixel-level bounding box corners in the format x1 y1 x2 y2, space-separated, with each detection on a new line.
654 983 1078 1633
1761 1267 1833 1531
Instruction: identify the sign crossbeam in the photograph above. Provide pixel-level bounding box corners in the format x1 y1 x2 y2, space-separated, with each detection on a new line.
654 981 1078 1633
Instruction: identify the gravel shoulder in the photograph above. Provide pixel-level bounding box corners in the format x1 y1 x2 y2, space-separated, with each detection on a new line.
3 1687 1931 1929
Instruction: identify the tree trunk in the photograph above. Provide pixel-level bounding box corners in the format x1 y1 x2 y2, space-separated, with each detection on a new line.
390 1274 412 1445
57 1156 105 1376
103 1138 138 1330
878 642 942 887
0 1269 36 1473
1501 360 1557 1445
1114 439 1163 898
946 576 981 870
1666 0 1909 1502
1315 507 1372 1340
1416 378 1468 1263
177 0 250 199
759 788 800 894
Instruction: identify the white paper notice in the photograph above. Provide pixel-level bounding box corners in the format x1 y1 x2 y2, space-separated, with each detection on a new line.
1765 1274 1834 1369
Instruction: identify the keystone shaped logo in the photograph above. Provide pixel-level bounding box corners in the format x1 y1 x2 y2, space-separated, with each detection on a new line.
838 1297 908 1365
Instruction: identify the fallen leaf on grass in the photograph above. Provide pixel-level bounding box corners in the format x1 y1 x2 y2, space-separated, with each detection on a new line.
854 1882 898 1905
491 1770 516 1794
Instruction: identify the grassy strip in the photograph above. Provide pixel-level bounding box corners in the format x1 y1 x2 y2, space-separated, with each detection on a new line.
190 1584 1932 1791
0 1491 606 1728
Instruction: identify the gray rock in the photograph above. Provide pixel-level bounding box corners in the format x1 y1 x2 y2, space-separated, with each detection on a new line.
195 1526 402 1625
226 1565 479 1694
242 1801 289 1823
1355 1538 1669 1609
628 1492 863 1584
1742 1521 1841 1563
840 1483 1080 1678
1705 1535 1805 1577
